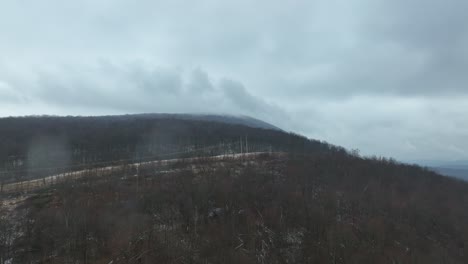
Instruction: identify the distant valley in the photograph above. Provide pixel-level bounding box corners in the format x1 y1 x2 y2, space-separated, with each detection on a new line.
410 160 468 181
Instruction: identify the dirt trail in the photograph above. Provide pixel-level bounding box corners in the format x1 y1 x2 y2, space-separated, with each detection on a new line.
1 152 278 194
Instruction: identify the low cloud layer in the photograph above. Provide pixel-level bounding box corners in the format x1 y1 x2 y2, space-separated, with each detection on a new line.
1 0 468 161
1 63 288 130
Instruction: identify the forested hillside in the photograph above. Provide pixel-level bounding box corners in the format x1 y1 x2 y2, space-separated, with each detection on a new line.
0 115 343 183
2 153 468 263
1 115 468 263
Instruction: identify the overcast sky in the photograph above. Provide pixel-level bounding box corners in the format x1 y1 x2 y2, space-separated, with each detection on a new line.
1 0 467 162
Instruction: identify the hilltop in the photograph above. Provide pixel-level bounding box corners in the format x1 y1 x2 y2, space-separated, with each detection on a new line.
0 114 339 184
1 114 467 263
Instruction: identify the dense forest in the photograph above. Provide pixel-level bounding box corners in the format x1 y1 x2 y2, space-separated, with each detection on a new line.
1 115 468 263
2 153 468 263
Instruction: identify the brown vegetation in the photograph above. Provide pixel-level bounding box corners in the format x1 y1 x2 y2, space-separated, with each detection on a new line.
2 153 467 263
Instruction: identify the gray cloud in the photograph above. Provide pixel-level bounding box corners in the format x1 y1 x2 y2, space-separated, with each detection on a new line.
0 81 19 102
2 62 287 129
251 0 468 99
1 0 468 161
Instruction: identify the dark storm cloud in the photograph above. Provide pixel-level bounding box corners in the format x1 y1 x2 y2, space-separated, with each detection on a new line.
0 0 467 160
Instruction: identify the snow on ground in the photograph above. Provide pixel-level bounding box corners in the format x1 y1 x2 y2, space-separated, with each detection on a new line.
1 152 283 194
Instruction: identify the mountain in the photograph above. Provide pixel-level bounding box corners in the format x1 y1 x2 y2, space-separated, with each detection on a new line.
98 113 282 131
1 114 468 263
0 114 340 183
410 159 468 168
431 165 468 181
409 160 468 181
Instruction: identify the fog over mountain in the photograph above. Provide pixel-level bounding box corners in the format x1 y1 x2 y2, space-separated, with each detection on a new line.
1 0 468 161
2 2 468 262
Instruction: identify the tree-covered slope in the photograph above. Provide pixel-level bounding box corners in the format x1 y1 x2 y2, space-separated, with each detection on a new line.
0 114 343 182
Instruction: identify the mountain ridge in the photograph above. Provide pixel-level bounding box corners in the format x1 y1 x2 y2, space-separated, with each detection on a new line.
0 113 282 131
